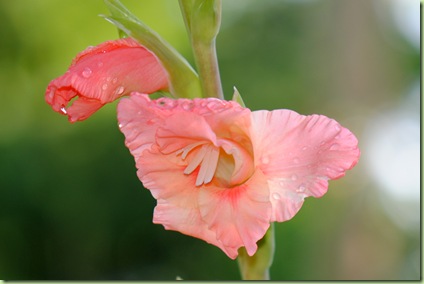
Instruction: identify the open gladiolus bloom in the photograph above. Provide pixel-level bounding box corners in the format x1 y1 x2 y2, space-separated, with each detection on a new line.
45 0 360 279
116 93 359 259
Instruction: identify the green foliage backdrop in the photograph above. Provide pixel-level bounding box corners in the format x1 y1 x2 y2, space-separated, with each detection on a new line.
0 0 419 280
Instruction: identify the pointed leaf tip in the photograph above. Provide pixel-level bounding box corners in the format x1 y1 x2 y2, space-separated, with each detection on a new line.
232 86 246 107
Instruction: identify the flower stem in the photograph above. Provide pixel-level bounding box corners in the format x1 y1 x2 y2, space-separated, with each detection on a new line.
237 223 275 280
179 0 224 99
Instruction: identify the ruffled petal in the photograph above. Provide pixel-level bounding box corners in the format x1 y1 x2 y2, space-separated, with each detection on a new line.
250 110 360 222
45 38 168 122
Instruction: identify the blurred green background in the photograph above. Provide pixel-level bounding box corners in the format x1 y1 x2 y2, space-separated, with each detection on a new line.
0 0 420 280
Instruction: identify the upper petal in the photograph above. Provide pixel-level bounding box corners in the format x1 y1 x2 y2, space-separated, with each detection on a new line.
250 109 360 222
45 38 168 122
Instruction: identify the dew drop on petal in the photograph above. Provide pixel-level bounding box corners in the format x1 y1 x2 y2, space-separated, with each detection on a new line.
334 124 341 132
182 101 193 110
102 83 108 90
297 184 306 193
330 143 340 150
293 157 300 164
147 119 156 125
82 67 92 78
272 192 281 200
261 156 270 164
112 77 118 84
302 146 308 151
97 61 103 68
118 123 123 128
291 174 298 181
60 107 67 114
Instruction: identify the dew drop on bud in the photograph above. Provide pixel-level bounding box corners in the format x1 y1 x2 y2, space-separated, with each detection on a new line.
114 86 125 96
82 67 92 78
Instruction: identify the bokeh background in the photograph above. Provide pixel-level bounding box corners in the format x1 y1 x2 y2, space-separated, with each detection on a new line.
0 0 420 280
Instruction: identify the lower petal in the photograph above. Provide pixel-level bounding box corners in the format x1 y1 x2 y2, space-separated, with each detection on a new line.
198 170 272 256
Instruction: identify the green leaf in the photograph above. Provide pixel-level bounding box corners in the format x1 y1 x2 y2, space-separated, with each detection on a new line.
231 86 246 107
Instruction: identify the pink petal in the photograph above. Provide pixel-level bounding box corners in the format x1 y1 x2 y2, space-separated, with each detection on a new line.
45 38 168 122
198 170 271 257
250 110 360 222
117 93 270 258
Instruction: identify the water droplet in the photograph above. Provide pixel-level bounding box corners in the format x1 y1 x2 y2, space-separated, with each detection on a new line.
293 157 300 164
291 174 297 181
102 83 108 90
112 77 118 84
272 193 281 200
302 146 308 151
60 107 67 114
334 135 341 140
334 124 341 131
106 77 112 82
118 123 123 128
182 101 193 110
97 61 103 68
114 86 125 96
47 89 54 100
261 156 270 164
82 67 92 78
297 184 306 193
330 143 340 150
279 181 285 187
147 119 156 125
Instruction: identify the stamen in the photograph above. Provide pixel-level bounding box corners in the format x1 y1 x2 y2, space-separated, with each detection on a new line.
184 145 208 175
176 141 207 159
196 145 219 186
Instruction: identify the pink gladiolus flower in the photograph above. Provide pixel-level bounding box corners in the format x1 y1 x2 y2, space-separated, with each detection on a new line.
117 93 360 259
45 38 168 122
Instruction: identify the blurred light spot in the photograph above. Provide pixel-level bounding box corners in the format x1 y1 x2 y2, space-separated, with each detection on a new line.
363 81 419 231
389 0 420 49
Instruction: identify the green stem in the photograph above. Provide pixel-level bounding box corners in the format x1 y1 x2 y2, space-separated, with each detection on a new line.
179 0 224 99
192 40 224 99
237 223 275 280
